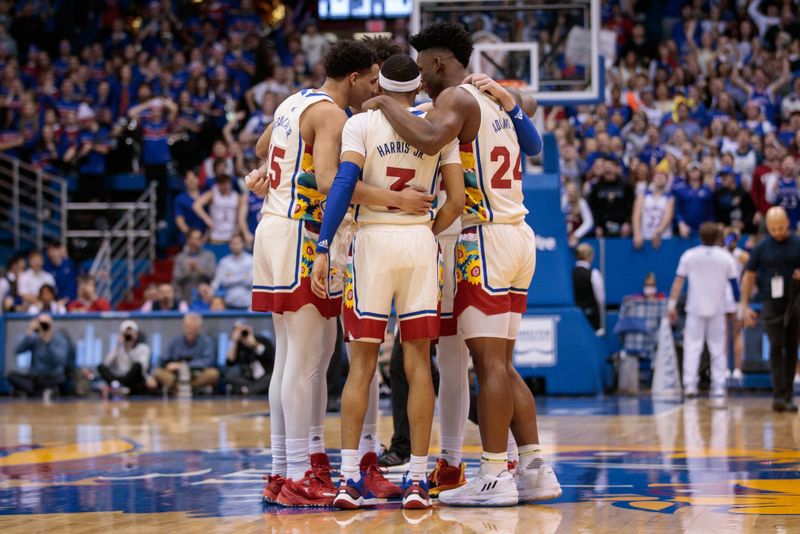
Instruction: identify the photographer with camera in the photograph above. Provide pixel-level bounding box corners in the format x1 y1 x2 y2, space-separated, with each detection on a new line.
225 322 274 395
98 320 156 396
154 313 219 393
8 313 70 399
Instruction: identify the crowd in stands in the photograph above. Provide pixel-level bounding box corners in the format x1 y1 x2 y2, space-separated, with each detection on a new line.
558 0 800 248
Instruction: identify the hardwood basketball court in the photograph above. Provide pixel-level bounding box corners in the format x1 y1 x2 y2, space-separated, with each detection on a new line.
1 396 798 532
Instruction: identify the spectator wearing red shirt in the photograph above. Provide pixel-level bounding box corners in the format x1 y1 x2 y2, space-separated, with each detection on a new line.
67 275 111 313
751 140 783 220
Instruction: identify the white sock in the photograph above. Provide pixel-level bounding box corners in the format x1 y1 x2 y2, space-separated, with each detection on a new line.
507 431 518 463
518 444 544 470
358 423 378 459
341 448 361 482
409 454 428 482
270 434 287 477
285 437 309 480
440 436 463 466
479 451 507 477
308 425 325 455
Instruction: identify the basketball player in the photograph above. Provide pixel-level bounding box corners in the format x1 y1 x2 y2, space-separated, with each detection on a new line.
245 40 434 507
362 22 561 506
309 53 465 509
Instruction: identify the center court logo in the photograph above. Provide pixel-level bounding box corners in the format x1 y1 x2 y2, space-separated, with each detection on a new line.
2 442 798 517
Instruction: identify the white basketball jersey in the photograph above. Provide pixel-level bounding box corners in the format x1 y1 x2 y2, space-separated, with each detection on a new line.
641 189 673 239
459 83 528 227
261 88 336 222
340 108 460 226
209 185 239 242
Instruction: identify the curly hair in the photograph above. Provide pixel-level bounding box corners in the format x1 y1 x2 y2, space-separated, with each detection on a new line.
362 36 403 64
380 54 420 84
323 40 379 79
408 21 473 68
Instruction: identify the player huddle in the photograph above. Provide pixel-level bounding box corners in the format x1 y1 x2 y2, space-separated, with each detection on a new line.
245 22 562 510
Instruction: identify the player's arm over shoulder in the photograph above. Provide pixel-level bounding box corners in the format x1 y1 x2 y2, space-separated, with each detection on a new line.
306 100 348 194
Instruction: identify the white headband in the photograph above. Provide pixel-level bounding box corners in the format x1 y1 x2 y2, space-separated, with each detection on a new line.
379 72 421 93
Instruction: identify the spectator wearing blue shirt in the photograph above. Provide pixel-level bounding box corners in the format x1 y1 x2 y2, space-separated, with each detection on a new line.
153 313 220 393
765 155 800 231
44 241 77 302
638 125 666 167
661 102 701 144
674 163 714 238
189 283 215 312
68 104 111 201
129 97 178 223
174 170 207 245
8 314 69 399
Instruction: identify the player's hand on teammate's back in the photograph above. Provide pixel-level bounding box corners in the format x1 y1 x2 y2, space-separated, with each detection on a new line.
310 252 330 299
359 95 386 112
463 73 516 112
245 165 270 196
396 187 435 215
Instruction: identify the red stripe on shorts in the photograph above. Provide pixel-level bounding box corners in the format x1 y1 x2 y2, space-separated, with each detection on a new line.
453 280 514 318
252 277 341 318
439 316 458 337
343 305 388 342
399 314 440 342
510 292 528 314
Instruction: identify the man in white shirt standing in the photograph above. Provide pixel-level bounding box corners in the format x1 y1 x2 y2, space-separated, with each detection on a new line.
668 222 740 401
17 251 57 308
212 234 253 310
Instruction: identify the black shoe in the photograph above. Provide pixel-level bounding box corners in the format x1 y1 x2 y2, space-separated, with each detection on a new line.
772 401 799 412
378 448 409 468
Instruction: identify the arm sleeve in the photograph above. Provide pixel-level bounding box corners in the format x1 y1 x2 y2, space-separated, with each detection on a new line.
508 104 542 156
574 198 594 239
316 161 361 254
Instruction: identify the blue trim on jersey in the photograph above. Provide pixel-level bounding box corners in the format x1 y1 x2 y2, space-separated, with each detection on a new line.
440 312 454 318
351 234 390 319
473 136 494 222
410 110 425 116
252 220 303 291
477 225 512 294
285 133 304 218
429 154 442 220
345 107 354 117
398 309 439 319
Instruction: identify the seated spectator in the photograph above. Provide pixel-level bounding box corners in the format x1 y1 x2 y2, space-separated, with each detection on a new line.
714 168 757 234
632 170 674 249
765 155 800 232
28 284 66 315
1 254 25 312
154 313 219 392
588 158 634 237
67 275 111 312
225 323 273 395
562 182 594 247
140 283 189 313
174 170 207 245
172 229 216 303
17 251 56 308
674 163 713 238
8 314 69 400
189 282 215 312
572 243 605 332
212 234 253 310
98 320 156 396
210 296 227 311
139 282 159 311
193 173 240 244
44 241 77 302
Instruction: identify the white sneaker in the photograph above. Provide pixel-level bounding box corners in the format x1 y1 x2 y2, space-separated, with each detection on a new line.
439 470 518 507
516 464 562 502
732 369 744 382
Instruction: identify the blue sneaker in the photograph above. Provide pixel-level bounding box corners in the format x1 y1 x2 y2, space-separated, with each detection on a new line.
333 477 379 510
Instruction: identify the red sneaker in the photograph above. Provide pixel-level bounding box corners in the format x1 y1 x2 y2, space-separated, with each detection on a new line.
427 458 466 497
276 469 337 507
402 480 432 509
310 452 334 486
262 474 285 504
360 452 402 500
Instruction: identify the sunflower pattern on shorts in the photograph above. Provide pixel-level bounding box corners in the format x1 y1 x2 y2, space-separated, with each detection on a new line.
460 143 490 222
455 236 482 286
292 144 325 222
344 259 355 310
299 236 316 279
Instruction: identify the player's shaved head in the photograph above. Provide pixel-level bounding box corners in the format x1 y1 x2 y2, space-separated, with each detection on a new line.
381 55 419 84
766 206 790 241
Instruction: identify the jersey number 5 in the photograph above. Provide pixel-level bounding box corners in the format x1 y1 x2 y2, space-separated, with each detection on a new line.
386 166 416 211
490 146 522 189
267 146 285 189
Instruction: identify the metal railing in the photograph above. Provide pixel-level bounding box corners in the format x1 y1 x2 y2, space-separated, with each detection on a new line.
87 183 157 306
0 153 68 251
